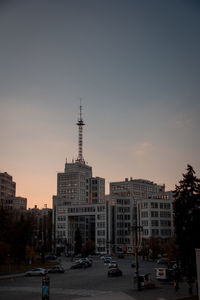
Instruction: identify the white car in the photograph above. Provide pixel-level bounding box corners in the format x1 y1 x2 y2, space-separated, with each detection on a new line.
25 268 47 276
108 261 118 268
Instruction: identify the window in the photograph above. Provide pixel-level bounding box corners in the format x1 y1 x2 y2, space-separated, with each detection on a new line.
141 211 148 218
151 211 158 217
160 211 171 218
97 214 105 220
141 202 148 209
152 229 159 236
160 203 171 209
97 222 105 228
143 229 149 236
160 220 171 227
142 220 148 226
161 229 171 236
151 202 158 208
97 230 105 236
151 220 159 226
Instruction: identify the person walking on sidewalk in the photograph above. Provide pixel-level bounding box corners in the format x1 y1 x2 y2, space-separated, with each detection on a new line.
174 268 180 292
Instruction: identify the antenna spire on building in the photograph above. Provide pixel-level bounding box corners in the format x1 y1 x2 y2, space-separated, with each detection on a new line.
76 99 85 164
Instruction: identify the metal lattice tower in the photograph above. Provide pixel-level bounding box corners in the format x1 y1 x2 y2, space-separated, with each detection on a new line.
76 101 85 164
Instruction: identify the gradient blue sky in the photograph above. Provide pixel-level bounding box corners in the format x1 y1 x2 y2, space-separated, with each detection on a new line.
0 0 200 208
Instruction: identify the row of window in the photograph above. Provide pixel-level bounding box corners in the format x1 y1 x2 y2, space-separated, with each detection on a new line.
116 238 130 244
57 223 66 229
116 199 130 205
68 207 96 213
117 222 130 228
141 211 171 218
117 207 130 213
143 229 172 236
117 214 130 220
141 202 171 209
142 220 171 227
57 216 66 221
97 222 105 228
97 230 105 236
117 230 129 235
56 230 66 237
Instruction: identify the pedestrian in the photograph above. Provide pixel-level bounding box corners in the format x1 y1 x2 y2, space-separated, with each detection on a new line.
174 280 179 292
188 280 193 296
174 268 180 292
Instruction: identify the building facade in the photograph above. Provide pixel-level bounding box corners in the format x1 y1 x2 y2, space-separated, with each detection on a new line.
110 178 174 253
0 172 27 211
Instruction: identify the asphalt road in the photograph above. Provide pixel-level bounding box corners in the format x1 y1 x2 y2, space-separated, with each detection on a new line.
0 256 195 300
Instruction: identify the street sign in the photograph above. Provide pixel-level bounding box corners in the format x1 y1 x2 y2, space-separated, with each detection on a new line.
126 245 134 253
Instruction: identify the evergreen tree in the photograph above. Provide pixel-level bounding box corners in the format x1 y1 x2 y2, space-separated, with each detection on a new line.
74 228 82 255
174 165 200 279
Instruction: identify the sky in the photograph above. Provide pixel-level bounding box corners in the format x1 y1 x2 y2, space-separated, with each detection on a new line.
0 0 200 209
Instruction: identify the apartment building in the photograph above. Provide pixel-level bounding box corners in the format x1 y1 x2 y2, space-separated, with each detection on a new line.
139 192 174 239
110 178 174 253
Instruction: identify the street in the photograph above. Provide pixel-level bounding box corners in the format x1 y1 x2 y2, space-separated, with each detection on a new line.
0 256 194 300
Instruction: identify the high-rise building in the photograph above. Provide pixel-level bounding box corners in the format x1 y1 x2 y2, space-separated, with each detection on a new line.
53 104 106 254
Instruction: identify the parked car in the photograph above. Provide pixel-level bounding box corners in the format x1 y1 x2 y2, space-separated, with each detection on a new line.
70 262 88 269
85 257 93 266
100 255 105 260
26 268 47 276
108 267 122 277
104 258 112 265
76 258 92 267
103 256 112 262
47 265 65 273
45 255 61 262
134 273 156 289
108 261 118 268
156 258 168 265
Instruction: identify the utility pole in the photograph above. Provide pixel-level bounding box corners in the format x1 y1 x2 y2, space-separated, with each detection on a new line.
133 202 143 291
134 223 143 290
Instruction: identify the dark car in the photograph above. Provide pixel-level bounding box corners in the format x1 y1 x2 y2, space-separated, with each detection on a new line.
45 255 61 262
70 262 88 269
104 258 112 265
47 265 65 273
108 267 122 277
157 258 168 265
